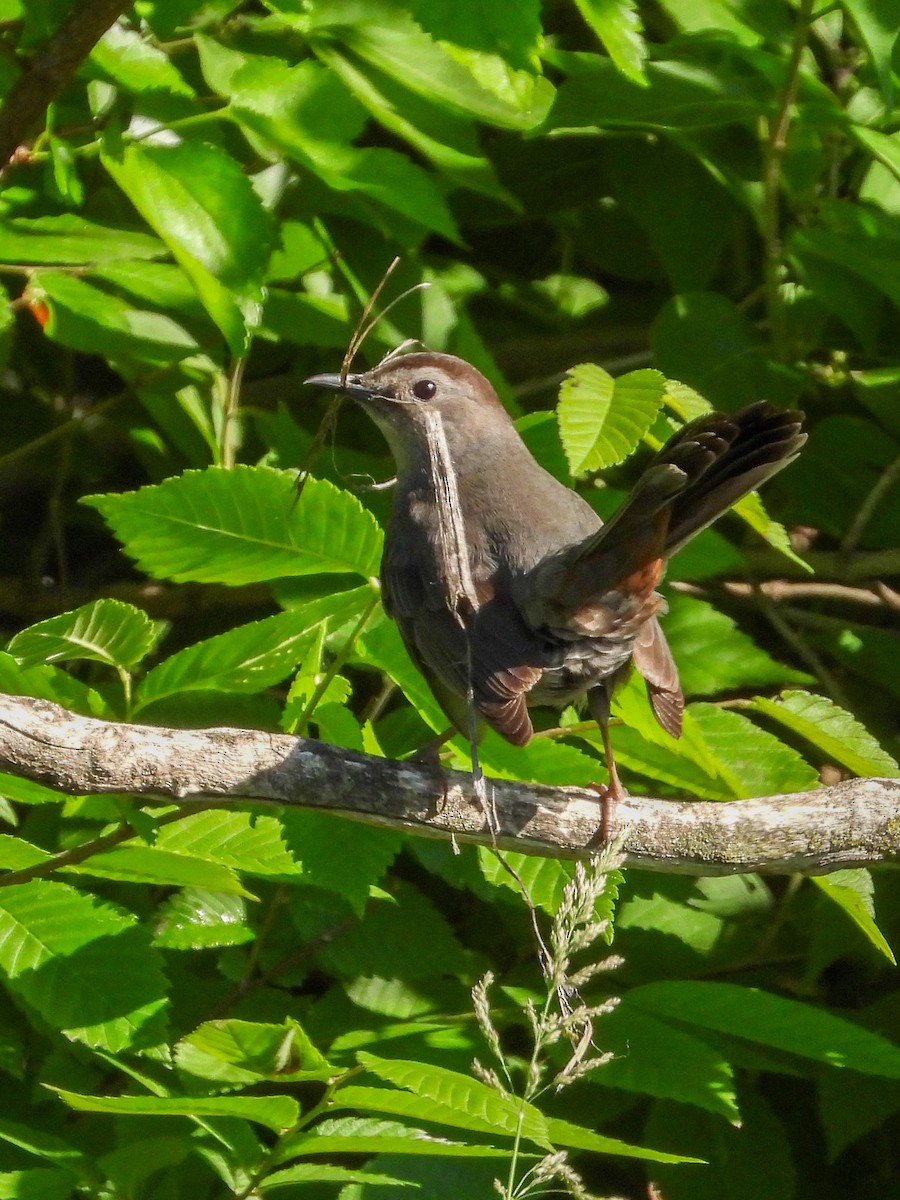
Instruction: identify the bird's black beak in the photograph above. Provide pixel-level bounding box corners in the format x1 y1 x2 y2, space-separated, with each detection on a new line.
303 372 378 400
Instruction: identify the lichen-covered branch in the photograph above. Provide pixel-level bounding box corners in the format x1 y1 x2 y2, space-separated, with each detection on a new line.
0 693 897 875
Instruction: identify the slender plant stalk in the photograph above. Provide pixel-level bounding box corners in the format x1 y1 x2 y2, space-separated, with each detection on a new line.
761 0 816 358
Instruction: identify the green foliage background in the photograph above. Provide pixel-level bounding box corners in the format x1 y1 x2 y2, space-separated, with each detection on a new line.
0 0 899 1196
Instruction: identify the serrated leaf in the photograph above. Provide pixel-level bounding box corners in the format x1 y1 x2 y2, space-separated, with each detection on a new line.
152 810 302 880
31 272 199 362
317 883 467 979
8 599 163 672
689 703 819 798
813 871 896 964
601 1006 739 1121
279 810 400 915
573 0 648 85
558 364 665 474
52 1089 298 1133
662 594 811 696
176 1018 330 1088
91 22 195 97
732 490 812 573
628 980 900 1076
260 1163 415 1189
477 851 575 914
64 846 250 895
352 1056 698 1162
752 691 899 779
278 1116 508 1159
301 0 552 129
135 590 370 714
84 468 383 585
0 835 50 871
153 889 253 950
0 214 164 264
0 652 107 718
0 881 168 1052
102 141 274 354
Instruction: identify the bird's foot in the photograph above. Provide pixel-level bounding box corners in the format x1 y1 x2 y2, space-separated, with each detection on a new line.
587 778 627 845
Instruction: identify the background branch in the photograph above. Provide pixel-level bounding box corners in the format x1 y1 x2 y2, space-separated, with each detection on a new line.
0 0 129 169
0 693 896 877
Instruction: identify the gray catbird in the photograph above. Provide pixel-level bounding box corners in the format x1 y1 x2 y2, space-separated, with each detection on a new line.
306 352 805 800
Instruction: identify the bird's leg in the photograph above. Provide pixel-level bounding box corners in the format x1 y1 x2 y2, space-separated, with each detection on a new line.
587 687 626 842
590 719 626 842
408 726 455 766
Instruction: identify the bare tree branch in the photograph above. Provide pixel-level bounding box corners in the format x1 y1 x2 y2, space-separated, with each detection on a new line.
0 0 130 169
0 693 897 876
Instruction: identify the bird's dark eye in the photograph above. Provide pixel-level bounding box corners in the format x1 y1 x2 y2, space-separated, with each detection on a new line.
412 379 437 401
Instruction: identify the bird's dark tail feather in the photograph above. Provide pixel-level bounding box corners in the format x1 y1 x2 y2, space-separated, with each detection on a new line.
661 402 806 555
581 402 806 569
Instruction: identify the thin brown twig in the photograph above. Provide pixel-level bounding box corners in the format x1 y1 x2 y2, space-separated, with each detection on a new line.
841 453 900 555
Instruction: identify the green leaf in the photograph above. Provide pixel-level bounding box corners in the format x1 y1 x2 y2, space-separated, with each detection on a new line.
8 599 163 671
279 810 400 915
90 22 195 97
0 651 108 718
353 1055 699 1162
572 0 648 85
731 489 812 573
547 52 759 131
176 1018 331 1087
662 594 811 696
0 881 168 1052
841 0 898 102
301 0 553 130
65 846 250 895
134 590 370 714
688 703 819 798
315 883 467 980
259 1163 415 1190
52 1089 298 1133
557 364 665 474
600 1006 739 1121
151 810 302 881
0 1119 85 1169
31 271 199 362
278 1116 509 1159
84 468 383 585
225 55 461 240
152 889 253 950
628 981 900 1076
477 852 575 914
0 835 50 871
812 871 896 965
102 141 274 354
0 214 164 264
651 291 801 410
0 1167 79 1200
751 691 899 779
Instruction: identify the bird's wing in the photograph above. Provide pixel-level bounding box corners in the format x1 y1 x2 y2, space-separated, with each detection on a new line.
384 565 541 745
632 616 683 738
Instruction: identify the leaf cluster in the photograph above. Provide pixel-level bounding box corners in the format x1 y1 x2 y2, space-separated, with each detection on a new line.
0 1 898 1198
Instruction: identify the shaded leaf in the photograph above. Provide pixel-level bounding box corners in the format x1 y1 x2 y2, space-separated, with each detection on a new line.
0 881 168 1052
